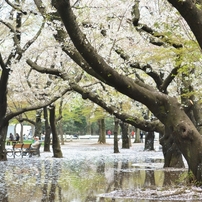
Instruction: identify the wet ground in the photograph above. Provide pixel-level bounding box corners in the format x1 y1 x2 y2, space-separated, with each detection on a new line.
2 139 202 202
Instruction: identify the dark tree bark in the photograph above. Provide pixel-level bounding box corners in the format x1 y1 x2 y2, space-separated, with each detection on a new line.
98 118 106 144
57 98 64 145
49 105 63 158
0 63 10 161
44 106 51 152
34 109 43 139
119 122 129 149
51 0 202 182
144 132 155 151
113 118 119 153
160 127 185 168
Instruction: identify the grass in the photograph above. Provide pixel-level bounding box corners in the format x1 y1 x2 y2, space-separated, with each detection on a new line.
6 140 44 145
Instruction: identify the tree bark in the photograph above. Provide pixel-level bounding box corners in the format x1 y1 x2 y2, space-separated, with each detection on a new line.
34 109 43 139
134 128 140 143
113 118 119 153
49 105 63 158
144 132 155 151
44 106 51 152
0 63 10 160
119 122 129 149
0 122 9 161
98 119 106 144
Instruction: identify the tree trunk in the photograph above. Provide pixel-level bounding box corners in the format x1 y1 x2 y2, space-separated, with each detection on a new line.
34 109 43 139
49 105 63 158
98 119 106 144
119 122 129 149
57 98 64 145
0 122 9 161
144 132 155 151
0 63 10 160
18 121 23 142
44 106 51 152
58 121 64 145
192 100 202 134
160 127 185 168
134 128 140 143
113 118 119 153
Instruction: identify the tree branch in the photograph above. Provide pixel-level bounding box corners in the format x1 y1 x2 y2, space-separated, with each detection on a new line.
0 20 22 65
131 1 183 48
26 59 69 80
5 86 71 122
5 0 27 15
69 81 164 133
167 0 202 50
0 53 6 70
22 21 45 52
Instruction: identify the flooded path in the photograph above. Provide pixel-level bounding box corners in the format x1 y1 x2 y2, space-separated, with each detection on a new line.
1 139 202 202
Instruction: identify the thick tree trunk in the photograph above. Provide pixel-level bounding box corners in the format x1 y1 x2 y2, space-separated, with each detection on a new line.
192 101 202 134
113 118 119 153
120 122 129 149
160 127 185 168
0 67 10 161
144 132 155 151
49 105 63 158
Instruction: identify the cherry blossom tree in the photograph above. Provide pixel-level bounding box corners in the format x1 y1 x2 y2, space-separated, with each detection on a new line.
0 0 72 159
48 0 202 182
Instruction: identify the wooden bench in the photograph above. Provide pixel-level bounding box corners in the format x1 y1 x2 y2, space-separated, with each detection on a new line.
29 143 41 157
5 143 41 158
21 144 32 158
22 143 41 157
4 143 24 158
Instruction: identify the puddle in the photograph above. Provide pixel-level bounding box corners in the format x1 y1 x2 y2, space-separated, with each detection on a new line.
0 158 198 202
1 142 201 202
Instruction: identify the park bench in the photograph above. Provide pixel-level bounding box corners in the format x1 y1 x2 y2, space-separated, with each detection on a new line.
5 143 41 158
4 143 24 158
29 143 41 157
22 143 41 157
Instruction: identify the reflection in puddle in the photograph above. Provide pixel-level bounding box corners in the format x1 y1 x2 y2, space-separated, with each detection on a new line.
0 155 200 202
0 156 197 202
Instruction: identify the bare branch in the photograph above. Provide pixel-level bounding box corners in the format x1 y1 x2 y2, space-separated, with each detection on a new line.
131 2 183 49
160 66 180 93
22 21 45 52
0 20 22 64
69 81 164 133
6 87 72 121
26 59 69 80
5 0 27 15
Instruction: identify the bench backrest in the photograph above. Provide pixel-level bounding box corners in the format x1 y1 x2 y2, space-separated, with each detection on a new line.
23 144 32 149
14 143 24 149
